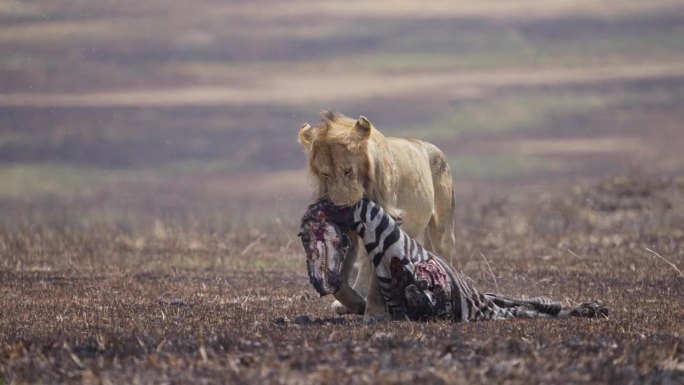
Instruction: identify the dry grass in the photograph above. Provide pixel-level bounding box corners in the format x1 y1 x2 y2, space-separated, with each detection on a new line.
1 175 683 384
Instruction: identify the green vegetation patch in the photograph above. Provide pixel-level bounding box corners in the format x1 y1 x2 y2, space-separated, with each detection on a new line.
328 17 684 73
448 153 570 179
0 159 239 199
397 91 615 140
0 163 124 198
400 82 684 141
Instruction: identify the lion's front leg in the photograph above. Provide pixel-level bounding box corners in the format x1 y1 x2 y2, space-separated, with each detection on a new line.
332 284 365 315
351 247 371 297
353 217 393 322
332 235 365 315
362 268 392 323
353 244 391 323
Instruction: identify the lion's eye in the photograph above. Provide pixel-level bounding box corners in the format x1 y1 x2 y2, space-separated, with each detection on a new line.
320 172 330 179
343 168 352 176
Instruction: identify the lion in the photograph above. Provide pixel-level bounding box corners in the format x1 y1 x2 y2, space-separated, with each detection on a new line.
298 111 456 322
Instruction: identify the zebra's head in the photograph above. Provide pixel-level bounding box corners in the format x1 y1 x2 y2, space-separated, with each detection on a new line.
299 200 354 296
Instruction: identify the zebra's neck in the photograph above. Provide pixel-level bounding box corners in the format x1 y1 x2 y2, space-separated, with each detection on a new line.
353 198 417 267
353 198 393 243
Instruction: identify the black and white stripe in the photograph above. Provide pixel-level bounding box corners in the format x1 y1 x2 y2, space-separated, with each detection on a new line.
348 197 606 321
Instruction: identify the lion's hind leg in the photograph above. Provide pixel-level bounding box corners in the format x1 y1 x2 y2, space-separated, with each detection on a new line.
425 145 457 259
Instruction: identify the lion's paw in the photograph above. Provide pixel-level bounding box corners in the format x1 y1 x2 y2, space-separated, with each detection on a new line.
331 300 353 315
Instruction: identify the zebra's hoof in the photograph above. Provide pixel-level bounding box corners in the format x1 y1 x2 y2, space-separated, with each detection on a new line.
572 301 609 318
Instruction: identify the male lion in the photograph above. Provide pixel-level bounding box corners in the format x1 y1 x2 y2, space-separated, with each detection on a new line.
298 111 456 322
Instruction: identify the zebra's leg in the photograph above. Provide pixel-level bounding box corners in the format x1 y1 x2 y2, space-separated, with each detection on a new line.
486 295 563 317
484 294 608 319
558 301 609 319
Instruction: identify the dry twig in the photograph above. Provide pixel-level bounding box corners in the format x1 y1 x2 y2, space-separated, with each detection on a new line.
241 234 266 256
644 247 684 279
480 249 500 294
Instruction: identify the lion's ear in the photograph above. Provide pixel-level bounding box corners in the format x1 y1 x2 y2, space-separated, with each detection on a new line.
352 116 372 141
298 123 314 148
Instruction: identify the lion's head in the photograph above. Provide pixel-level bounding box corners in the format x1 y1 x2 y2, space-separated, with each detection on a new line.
298 111 394 208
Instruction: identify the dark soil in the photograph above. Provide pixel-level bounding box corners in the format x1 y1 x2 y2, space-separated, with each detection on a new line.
2 176 683 384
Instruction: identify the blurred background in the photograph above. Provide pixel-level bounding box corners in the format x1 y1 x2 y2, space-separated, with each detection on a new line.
1 0 683 231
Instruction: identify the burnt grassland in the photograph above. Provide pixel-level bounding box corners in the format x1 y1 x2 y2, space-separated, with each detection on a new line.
1 175 683 384
2 0 684 383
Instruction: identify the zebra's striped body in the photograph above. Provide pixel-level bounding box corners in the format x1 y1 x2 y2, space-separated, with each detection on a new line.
343 197 606 321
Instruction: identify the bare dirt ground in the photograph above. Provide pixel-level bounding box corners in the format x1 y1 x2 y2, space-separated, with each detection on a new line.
1 175 683 384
